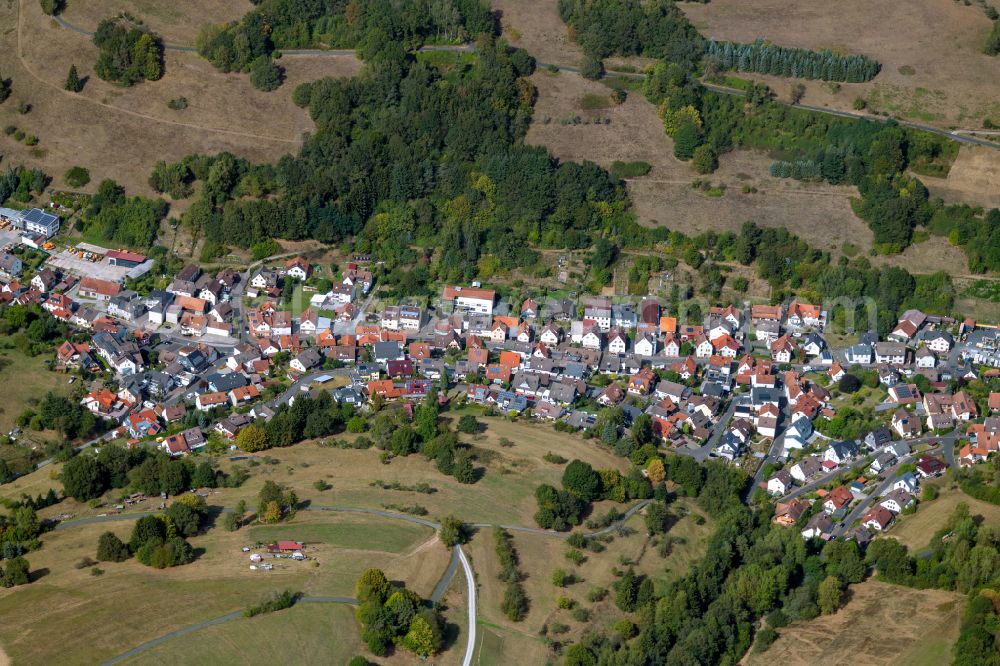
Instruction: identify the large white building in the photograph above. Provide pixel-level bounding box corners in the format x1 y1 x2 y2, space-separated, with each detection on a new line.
443 286 495 315
10 208 61 239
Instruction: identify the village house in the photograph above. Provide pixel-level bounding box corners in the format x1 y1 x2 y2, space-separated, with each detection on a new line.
770 335 795 363
766 469 793 496
862 506 894 531
790 456 822 482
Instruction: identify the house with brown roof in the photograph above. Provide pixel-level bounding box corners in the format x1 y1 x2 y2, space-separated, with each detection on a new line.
823 486 854 514
862 506 894 531
774 499 808 526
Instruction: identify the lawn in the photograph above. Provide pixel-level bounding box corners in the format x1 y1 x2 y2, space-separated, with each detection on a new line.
121 603 366 666
0 346 73 439
746 580 962 666
249 516 433 554
888 483 1000 551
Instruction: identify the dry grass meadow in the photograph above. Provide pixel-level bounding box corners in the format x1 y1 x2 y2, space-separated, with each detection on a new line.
524 70 872 255
682 0 1000 129
0 0 362 197
888 483 1000 551
60 0 251 45
492 0 581 66
467 501 713 664
918 145 1000 210
744 580 963 666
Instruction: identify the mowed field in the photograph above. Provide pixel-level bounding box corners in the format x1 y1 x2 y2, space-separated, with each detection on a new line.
0 508 448 665
744 580 963 666
1 0 362 197
122 603 366 666
888 483 1000 551
468 502 714 664
682 0 1000 129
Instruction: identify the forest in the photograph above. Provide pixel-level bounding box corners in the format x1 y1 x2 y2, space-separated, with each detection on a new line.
705 39 880 83
171 37 629 284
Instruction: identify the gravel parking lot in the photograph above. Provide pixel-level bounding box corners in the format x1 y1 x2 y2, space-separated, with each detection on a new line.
46 249 132 282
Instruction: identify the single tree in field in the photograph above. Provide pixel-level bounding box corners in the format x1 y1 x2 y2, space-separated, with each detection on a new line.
65 65 82 93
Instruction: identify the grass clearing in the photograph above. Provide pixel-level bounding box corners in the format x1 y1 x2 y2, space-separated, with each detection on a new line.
491 0 583 65
745 580 963 666
524 69 874 258
888 483 1000 551
121 603 365 666
249 516 433 554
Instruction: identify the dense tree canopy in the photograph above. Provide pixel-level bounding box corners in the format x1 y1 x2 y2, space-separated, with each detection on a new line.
93 18 163 85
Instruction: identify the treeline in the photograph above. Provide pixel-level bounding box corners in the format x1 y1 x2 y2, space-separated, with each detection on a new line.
234 391 353 452
644 59 965 252
17 392 104 441
61 445 244 502
494 527 529 621
706 39 880 83
81 179 168 249
865 501 1000 593
196 0 493 74
557 0 704 65
93 17 163 86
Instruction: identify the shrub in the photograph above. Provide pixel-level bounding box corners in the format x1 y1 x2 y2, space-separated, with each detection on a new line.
244 589 299 617
438 515 467 546
64 166 91 188
580 55 604 80
250 56 284 92
39 0 64 15
754 627 779 653
692 144 718 174
96 531 130 562
501 582 529 621
167 97 188 110
457 414 480 434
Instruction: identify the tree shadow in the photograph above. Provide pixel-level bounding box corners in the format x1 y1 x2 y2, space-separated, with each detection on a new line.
29 567 50 582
